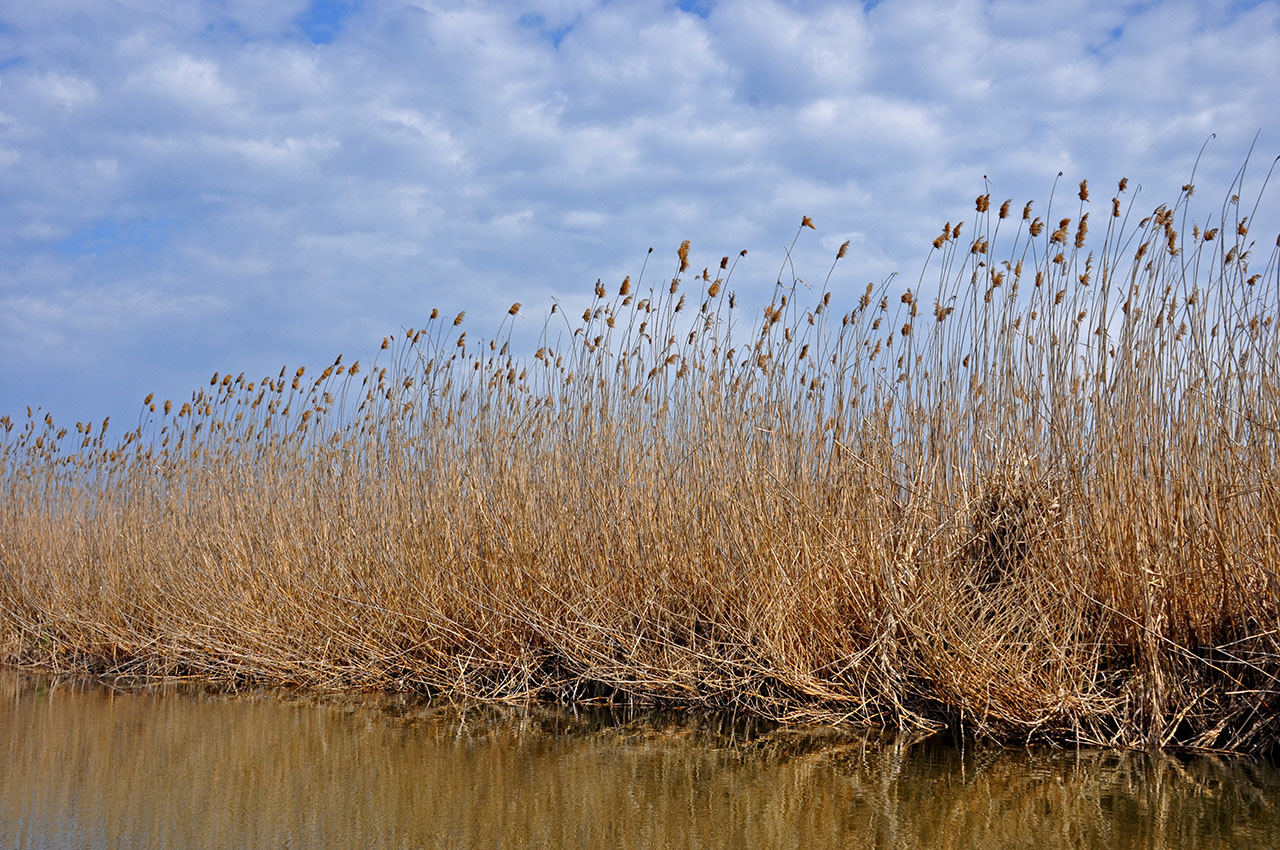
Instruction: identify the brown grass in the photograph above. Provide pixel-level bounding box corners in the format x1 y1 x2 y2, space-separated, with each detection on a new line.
2 168 1279 753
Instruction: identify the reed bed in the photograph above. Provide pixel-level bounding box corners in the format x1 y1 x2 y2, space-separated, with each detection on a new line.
2 169 1279 753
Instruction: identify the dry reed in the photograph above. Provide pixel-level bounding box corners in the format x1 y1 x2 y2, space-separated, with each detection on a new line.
2 165 1279 754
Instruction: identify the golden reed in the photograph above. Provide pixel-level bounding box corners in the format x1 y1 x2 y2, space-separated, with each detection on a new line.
2 168 1278 753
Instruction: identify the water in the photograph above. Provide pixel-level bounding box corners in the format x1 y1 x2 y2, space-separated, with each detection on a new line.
2 671 1277 849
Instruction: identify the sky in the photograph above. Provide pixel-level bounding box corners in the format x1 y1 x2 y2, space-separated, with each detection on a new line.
2 0 1279 431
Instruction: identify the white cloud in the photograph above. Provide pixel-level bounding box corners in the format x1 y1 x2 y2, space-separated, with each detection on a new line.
130 51 238 111
0 0 1277 428
30 71 99 110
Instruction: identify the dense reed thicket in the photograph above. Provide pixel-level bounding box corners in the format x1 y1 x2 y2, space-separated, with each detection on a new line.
2 170 1279 753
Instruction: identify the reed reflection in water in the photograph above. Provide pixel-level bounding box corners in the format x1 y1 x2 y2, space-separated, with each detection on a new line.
2 672 1277 849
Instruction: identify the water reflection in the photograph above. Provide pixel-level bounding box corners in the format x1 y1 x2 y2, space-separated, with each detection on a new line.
2 672 1276 849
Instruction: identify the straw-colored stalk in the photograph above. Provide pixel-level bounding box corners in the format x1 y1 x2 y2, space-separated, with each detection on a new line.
2 173 1278 754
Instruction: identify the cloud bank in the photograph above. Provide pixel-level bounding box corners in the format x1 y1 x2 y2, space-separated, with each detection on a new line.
2 0 1278 427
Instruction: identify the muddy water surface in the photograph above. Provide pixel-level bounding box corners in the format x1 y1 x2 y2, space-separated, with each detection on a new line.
2 671 1277 849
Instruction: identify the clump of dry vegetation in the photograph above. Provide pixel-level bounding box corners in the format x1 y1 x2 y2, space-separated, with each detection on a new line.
2 167 1278 753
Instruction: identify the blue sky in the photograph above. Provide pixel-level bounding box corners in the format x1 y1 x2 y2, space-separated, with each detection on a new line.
2 0 1278 430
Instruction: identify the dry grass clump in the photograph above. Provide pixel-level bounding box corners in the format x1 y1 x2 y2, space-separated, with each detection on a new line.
2 166 1279 753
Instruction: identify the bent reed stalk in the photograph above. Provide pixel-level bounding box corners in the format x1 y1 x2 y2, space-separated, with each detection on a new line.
2 169 1279 754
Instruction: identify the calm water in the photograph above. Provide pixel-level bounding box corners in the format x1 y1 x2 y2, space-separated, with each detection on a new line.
2 672 1277 849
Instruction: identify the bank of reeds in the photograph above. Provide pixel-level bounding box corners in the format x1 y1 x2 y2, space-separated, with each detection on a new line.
2 170 1279 753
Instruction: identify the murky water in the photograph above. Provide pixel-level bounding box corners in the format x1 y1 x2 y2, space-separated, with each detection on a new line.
2 672 1277 849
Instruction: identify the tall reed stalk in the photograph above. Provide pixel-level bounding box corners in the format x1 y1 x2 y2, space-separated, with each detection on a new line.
2 167 1278 753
